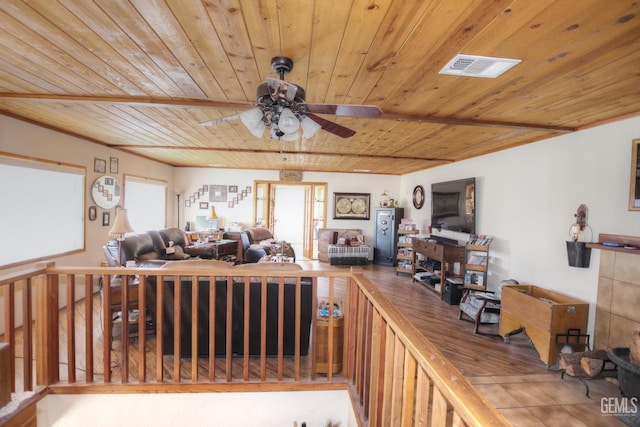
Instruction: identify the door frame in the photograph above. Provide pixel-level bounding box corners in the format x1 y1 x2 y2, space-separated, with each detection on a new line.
253 180 327 259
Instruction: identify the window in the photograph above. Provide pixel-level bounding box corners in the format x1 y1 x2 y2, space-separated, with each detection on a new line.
124 175 167 232
0 153 84 267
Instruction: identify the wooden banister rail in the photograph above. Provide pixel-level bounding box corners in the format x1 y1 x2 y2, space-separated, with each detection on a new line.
0 263 507 426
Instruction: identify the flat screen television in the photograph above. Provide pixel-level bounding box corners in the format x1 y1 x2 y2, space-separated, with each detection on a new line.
431 177 475 234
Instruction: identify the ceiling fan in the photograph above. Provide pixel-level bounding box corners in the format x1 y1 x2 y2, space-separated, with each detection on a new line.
199 56 383 139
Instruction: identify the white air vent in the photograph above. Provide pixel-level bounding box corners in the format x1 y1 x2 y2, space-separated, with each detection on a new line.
439 54 521 78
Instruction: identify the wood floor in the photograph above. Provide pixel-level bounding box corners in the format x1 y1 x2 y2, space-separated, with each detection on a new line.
317 262 626 427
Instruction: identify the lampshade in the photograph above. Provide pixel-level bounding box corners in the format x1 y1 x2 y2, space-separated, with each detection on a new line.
300 116 321 138
277 108 299 134
240 108 266 137
207 205 218 220
109 208 134 239
281 131 299 141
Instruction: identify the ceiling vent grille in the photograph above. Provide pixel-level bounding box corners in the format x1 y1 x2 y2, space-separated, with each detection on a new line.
439 54 521 78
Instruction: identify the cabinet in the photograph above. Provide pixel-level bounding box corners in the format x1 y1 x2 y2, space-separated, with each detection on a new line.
463 243 490 290
499 285 589 365
412 237 465 299
373 207 404 266
396 226 419 275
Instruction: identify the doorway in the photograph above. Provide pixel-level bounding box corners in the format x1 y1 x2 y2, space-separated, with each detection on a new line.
254 181 327 259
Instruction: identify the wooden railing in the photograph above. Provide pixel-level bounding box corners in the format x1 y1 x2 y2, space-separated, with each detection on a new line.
0 263 508 426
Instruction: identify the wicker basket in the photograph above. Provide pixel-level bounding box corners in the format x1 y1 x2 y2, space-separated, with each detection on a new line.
316 315 344 374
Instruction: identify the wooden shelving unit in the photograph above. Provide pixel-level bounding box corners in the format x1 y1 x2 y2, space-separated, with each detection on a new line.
463 243 490 291
411 237 465 299
396 226 419 275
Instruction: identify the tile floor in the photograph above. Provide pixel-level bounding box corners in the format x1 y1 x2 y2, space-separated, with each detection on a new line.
468 372 635 426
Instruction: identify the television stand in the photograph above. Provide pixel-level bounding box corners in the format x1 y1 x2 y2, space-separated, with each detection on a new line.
412 237 465 300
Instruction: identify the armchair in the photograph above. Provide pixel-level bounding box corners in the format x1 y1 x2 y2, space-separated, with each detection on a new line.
458 279 518 334
240 231 268 263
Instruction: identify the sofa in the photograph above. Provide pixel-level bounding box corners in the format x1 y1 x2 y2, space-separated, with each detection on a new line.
105 227 224 266
145 261 313 357
317 228 365 263
223 227 296 263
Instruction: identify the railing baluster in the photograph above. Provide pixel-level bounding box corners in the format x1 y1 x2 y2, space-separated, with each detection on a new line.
208 275 216 381
155 274 164 383
3 282 16 392
84 274 94 383
138 275 147 383
277 277 284 381
121 273 129 384
294 277 301 381
259 276 267 381
225 276 233 382
102 274 111 384
243 277 250 381
65 275 76 384
173 277 181 382
191 275 198 383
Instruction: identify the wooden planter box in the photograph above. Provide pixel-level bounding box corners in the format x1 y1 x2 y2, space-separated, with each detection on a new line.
500 285 589 365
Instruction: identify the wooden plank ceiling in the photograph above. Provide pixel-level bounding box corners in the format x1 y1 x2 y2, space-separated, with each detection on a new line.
0 0 638 175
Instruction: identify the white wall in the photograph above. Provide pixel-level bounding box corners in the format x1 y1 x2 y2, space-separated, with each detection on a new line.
0 115 174 272
175 167 401 249
400 117 640 334
38 391 357 427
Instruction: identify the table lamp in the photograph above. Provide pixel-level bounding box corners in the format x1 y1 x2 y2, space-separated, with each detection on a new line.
109 208 134 264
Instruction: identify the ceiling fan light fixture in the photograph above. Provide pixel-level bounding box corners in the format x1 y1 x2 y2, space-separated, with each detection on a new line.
240 107 264 128
281 131 299 141
300 116 322 138
278 108 299 134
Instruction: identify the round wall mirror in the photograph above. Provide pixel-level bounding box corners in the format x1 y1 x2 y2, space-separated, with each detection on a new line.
91 175 121 209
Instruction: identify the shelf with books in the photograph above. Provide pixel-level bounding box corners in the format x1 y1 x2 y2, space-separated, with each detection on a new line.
463 237 491 290
396 220 418 275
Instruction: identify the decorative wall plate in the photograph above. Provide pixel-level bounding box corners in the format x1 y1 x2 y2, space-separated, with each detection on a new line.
91 175 121 209
413 185 425 209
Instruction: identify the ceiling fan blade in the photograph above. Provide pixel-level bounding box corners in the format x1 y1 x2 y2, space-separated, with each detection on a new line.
306 103 382 118
307 113 356 138
199 114 241 126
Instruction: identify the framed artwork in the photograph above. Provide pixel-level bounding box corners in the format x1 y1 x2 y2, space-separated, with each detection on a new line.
229 185 238 193
210 185 227 202
102 211 110 226
333 192 370 220
189 196 195 203
109 157 119 174
412 185 425 209
228 201 234 208
88 206 97 221
630 138 640 210
185 200 191 207
199 201 209 209
94 158 106 173
246 186 252 193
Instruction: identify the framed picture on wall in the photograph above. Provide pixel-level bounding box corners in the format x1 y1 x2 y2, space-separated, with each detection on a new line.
94 158 106 173
102 211 110 226
199 202 209 209
88 206 97 221
109 157 119 174
209 185 227 202
333 192 370 220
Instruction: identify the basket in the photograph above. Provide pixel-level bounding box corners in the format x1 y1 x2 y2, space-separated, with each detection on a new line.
608 347 640 399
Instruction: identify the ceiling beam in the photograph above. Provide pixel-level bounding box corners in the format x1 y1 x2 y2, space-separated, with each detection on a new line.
114 144 452 163
0 93 575 133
